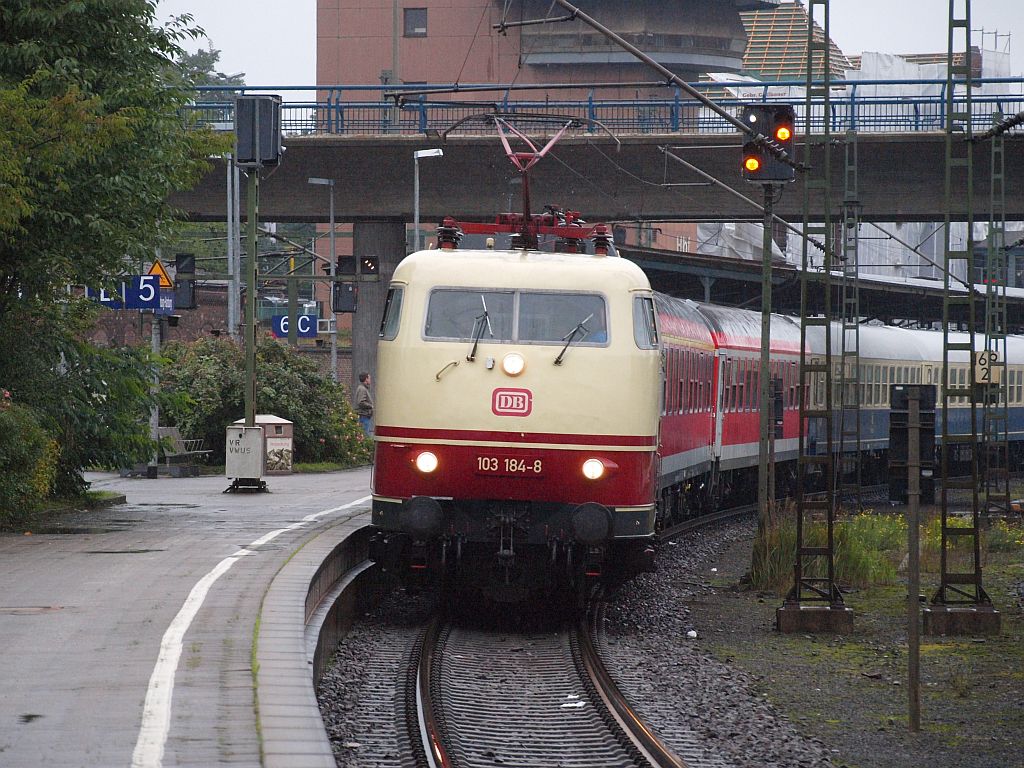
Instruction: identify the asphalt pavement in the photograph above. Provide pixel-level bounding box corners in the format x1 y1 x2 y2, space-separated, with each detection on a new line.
0 468 372 767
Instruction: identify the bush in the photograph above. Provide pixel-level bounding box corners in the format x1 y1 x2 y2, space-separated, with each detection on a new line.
0 402 58 526
160 335 371 467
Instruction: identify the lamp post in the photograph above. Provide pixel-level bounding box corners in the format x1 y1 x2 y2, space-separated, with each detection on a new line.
308 177 338 382
413 148 443 252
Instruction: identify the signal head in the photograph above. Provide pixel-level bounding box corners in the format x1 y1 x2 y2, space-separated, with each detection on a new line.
774 125 792 142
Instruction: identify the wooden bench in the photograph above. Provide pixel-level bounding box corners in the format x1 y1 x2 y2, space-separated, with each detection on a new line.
158 426 212 476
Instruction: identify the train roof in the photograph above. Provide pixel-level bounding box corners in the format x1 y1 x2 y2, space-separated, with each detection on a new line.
652 294 714 347
392 248 653 293
806 324 934 362
692 302 803 354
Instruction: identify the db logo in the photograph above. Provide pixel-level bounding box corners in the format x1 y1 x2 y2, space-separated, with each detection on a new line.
492 388 533 417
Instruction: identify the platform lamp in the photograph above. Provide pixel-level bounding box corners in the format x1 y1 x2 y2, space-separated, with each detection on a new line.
308 176 338 382
413 148 443 252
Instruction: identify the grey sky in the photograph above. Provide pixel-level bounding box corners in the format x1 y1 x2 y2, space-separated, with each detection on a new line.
156 0 1024 85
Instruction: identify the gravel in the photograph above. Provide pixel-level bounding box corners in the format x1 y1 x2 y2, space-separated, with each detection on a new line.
319 516 1021 767
600 520 839 768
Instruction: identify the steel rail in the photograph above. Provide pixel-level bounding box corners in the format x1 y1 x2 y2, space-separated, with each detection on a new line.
574 616 689 768
413 618 452 768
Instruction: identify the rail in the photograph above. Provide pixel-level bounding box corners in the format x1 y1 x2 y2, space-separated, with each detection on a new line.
184 78 1024 136
574 614 688 767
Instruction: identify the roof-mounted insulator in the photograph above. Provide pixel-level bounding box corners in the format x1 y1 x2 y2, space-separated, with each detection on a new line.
437 217 462 250
592 223 612 257
555 238 579 254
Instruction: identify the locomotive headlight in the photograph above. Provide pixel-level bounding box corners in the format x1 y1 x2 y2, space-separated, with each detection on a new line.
414 451 439 473
502 352 526 376
582 458 605 480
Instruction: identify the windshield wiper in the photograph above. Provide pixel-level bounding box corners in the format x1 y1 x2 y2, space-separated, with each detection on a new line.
466 295 493 362
554 313 593 365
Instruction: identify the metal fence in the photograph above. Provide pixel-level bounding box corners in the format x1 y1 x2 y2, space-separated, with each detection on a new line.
184 79 1024 137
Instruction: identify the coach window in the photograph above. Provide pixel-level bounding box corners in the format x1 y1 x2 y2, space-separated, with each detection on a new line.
1016 369 1023 403
378 287 404 340
424 289 513 340
633 296 659 349
404 8 427 36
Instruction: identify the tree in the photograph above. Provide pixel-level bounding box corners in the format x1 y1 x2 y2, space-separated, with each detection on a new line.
0 1 227 496
160 336 372 467
176 46 246 103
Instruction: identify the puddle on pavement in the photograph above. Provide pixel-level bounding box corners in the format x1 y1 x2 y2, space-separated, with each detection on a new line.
84 549 165 554
26 526 126 534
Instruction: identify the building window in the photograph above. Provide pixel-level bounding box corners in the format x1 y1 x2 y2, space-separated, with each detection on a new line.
404 8 427 37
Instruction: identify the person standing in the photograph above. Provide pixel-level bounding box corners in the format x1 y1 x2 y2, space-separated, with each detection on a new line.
355 372 374 437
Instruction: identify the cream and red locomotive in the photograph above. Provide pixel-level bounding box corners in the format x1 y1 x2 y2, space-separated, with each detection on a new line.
367 213 802 598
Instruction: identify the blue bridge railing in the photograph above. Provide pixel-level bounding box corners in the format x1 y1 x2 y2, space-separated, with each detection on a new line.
184 79 1024 136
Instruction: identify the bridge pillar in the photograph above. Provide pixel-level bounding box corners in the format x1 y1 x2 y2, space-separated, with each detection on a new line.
351 221 406 406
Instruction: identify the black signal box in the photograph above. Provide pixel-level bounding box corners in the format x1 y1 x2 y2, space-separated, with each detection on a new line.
740 103 796 183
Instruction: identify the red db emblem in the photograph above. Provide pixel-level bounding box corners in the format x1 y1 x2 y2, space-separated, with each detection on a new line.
492 388 532 417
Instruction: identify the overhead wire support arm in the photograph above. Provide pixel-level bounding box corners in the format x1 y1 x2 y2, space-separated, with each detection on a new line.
548 0 805 172
970 109 1024 142
492 11 578 34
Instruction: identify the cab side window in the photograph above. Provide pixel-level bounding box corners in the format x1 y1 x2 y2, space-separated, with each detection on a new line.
633 296 659 349
379 287 404 340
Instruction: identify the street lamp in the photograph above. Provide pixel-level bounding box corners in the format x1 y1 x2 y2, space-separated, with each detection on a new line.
413 148 443 252
308 176 337 382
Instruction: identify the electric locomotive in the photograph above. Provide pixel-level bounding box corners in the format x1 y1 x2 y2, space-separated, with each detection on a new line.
369 225 663 599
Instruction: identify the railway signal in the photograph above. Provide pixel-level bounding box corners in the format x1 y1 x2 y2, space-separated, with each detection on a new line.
740 104 796 183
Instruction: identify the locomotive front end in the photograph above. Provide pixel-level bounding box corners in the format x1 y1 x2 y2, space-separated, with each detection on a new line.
370 247 661 599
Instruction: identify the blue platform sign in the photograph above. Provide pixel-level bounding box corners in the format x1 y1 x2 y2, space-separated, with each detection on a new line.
87 275 161 310
271 315 318 338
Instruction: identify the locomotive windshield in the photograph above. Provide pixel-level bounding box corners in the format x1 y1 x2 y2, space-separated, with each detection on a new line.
425 290 514 340
424 289 607 345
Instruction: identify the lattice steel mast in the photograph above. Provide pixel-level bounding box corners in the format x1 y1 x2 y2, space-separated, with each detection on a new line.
982 110 1010 516
838 130 862 511
788 0 843 608
935 0 990 607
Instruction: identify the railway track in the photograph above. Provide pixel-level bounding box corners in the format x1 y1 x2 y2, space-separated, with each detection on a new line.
409 613 688 768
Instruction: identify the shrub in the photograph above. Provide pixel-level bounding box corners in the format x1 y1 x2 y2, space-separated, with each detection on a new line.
0 403 58 526
985 518 1024 553
160 335 371 467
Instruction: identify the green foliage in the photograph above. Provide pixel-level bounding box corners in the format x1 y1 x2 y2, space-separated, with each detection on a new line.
0 402 57 525
752 509 1024 595
0 301 157 496
160 336 371 466
985 519 1024 553
750 507 902 594
0 0 229 499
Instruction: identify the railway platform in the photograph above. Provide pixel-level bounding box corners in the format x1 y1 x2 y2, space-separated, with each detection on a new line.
0 468 372 768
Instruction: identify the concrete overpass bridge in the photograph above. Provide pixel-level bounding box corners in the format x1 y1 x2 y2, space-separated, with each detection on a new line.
174 79 1024 223
173 132 1024 224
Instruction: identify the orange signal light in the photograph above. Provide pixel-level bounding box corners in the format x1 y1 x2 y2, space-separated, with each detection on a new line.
775 125 792 141
744 156 761 173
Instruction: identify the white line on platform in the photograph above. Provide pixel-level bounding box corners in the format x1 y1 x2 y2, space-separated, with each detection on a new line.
131 494 371 768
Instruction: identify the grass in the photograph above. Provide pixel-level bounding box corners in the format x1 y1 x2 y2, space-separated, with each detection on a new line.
749 503 1024 595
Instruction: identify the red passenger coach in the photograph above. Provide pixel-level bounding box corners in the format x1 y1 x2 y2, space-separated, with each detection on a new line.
699 303 804 501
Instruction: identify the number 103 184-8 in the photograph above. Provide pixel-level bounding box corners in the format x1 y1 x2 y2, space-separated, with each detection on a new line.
476 455 544 475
